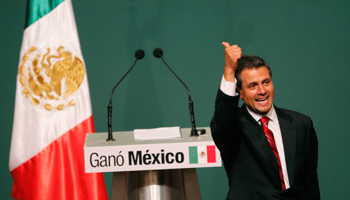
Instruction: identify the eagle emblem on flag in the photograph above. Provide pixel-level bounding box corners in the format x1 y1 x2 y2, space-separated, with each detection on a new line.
18 46 85 110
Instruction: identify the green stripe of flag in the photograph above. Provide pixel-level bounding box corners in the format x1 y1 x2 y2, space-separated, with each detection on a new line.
25 0 65 27
189 146 198 164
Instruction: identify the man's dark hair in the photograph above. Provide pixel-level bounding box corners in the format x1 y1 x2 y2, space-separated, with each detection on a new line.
235 55 272 89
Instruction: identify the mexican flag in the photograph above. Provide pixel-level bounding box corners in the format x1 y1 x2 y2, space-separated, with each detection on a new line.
9 0 108 199
189 145 217 164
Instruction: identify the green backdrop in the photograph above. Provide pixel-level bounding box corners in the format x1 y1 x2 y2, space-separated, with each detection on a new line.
1 1 349 199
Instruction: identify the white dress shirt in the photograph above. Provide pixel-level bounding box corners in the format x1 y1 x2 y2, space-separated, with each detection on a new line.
219 76 290 189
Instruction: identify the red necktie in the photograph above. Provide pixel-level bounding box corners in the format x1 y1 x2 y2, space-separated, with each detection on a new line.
261 116 286 190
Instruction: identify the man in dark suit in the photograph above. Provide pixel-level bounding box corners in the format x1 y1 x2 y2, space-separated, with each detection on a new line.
210 42 320 200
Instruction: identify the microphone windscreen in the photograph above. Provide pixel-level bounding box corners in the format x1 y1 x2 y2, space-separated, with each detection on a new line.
153 48 163 58
135 49 145 60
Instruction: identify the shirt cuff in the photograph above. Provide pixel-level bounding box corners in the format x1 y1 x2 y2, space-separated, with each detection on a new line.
220 75 239 97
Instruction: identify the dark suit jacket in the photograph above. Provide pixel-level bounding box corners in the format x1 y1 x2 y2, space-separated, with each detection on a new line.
210 90 320 200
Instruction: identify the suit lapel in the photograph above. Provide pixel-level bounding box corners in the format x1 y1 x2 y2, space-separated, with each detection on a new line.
275 107 296 186
239 105 281 188
239 105 297 188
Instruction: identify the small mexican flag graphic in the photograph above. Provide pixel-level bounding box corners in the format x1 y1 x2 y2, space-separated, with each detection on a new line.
189 145 216 164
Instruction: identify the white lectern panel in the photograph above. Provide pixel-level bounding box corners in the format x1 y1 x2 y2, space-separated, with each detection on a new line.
84 127 221 173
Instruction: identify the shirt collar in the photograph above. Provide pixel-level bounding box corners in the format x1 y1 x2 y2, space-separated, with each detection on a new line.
246 105 278 124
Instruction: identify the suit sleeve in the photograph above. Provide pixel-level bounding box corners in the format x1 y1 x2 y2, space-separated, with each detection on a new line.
304 119 321 199
210 89 243 174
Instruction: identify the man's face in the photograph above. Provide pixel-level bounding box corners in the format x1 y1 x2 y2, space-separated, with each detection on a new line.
238 66 274 115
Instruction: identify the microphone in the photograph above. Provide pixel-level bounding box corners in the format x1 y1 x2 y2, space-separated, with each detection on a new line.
106 49 145 141
153 48 206 137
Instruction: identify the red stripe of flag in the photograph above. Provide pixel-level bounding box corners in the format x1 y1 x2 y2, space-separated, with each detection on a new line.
11 116 108 200
207 145 216 163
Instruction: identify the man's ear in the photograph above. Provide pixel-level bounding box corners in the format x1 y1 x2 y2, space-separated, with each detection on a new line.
236 86 243 99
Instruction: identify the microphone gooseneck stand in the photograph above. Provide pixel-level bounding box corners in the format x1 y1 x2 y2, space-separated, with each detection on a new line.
153 48 205 137
106 50 145 141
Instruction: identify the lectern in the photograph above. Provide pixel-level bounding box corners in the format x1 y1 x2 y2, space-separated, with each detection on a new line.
84 127 221 200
